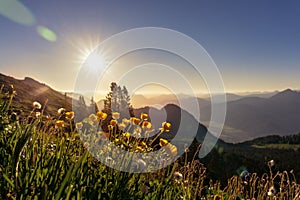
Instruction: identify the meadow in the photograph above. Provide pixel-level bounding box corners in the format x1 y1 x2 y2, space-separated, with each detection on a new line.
1 85 300 199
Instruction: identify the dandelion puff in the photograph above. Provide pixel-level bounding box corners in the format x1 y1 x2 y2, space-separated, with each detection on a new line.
33 101 42 109
268 160 275 167
57 107 65 115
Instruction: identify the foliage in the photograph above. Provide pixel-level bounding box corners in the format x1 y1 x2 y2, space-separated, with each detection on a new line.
1 84 300 199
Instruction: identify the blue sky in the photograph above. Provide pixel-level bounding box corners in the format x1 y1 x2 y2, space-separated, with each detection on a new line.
0 0 299 95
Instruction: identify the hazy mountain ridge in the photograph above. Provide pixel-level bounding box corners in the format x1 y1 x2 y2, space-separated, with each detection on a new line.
0 73 73 115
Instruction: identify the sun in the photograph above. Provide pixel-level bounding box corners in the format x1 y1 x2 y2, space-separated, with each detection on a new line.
85 51 106 70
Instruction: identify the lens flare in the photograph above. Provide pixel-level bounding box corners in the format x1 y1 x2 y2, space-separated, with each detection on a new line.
36 26 57 42
0 0 35 26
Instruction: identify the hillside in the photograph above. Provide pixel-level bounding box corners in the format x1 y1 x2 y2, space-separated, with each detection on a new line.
0 73 73 115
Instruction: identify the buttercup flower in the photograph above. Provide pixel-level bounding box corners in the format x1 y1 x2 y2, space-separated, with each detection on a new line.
110 119 118 126
65 111 74 120
159 138 169 147
76 122 83 130
142 121 152 129
140 113 148 120
96 111 108 120
122 118 131 126
130 117 141 125
123 132 131 139
33 101 42 109
140 141 147 147
87 114 97 122
112 112 120 120
165 143 177 157
160 122 171 132
56 120 65 128
118 123 126 131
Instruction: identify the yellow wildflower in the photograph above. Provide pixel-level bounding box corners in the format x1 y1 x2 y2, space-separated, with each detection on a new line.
110 119 118 126
55 120 65 128
65 111 74 120
76 122 83 130
89 114 98 122
140 141 147 147
140 113 148 120
142 121 152 129
160 122 171 132
165 143 177 157
123 132 131 139
112 112 120 120
130 117 141 125
159 138 169 147
122 118 131 126
96 111 108 120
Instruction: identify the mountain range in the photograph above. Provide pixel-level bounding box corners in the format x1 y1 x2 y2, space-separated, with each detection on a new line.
1 73 300 183
1 73 300 143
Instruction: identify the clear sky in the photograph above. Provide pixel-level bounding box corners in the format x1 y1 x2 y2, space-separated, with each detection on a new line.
0 0 299 96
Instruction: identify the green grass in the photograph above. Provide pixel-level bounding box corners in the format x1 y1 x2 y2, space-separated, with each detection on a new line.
1 85 300 199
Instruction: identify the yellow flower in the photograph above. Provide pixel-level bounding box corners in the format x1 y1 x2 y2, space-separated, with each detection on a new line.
130 117 141 125
76 122 83 130
119 123 126 131
89 114 98 122
122 118 131 126
112 112 120 120
108 125 114 131
142 121 152 129
123 132 131 139
135 146 144 152
96 111 108 120
165 143 177 157
140 141 147 147
213 194 223 200
110 119 118 126
160 122 171 132
159 138 169 147
65 111 74 120
103 132 110 139
140 113 148 120
55 120 65 128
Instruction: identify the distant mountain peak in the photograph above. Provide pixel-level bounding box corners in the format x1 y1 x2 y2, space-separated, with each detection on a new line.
271 88 299 99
